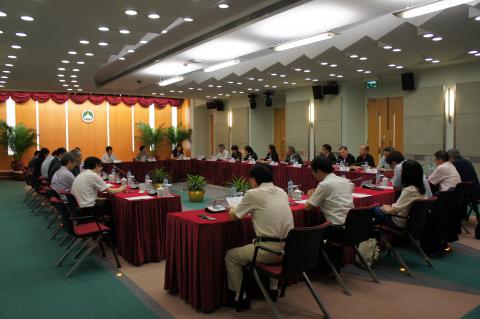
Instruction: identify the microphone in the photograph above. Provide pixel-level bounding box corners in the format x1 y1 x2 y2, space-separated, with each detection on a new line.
112 164 128 177
205 191 244 213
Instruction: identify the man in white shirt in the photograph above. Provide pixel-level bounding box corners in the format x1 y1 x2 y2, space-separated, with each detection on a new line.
428 150 461 192
216 144 229 160
225 164 294 309
51 152 76 195
71 156 126 215
387 151 433 197
41 153 55 178
101 146 117 163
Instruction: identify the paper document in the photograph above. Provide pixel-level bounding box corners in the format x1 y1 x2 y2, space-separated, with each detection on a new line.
376 185 394 190
294 199 308 204
352 193 373 198
105 183 114 187
226 197 243 210
125 195 154 201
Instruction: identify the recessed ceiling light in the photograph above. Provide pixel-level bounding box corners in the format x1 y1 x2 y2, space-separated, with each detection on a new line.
79 40 89 44
328 74 336 77
270 73 277 76
227 81 234 84
57 74 64 77
70 75 77 78
119 29 130 34
239 91 244 94
73 85 80 88
159 93 164 96
337 75 343 78
68 51 77 55
188 87 194 90
197 88 202 91
388 64 396 67
0 81 6 83
5 63 13 67
271 86 277 89
127 49 135 53
61 60 69 63
0 11 6 17
62 84 69 87
2 70 10 73
0 30 3 34
76 61 85 64
432 37 442 42
475 52 480 57
216 85 222 88
236 82 242 85
0 85 4 88
383 45 392 50
140 40 148 44
357 69 364 72
304 69 310 73
85 52 94 56
178 90 183 93
395 66 403 69
118 57 126 60
364 70 372 74
208 84 213 87
359 57 368 61
330 64 337 67
475 16 480 21
218 93 223 96
59 79 65 82
15 32 27 37
282 81 289 84
161 30 168 34
423 33 434 38
279 74 286 77
257 79 263 81
170 90 175 93
58 67 65 71
183 17 193 22
247 88 252 90
255 89 260 91
98 42 108 46
218 3 229 9
98 26 109 31
20 16 34 21
71 80 77 83
1 76 8 79
8 55 17 59
305 77 311 80
320 62 328 65
294 68 302 71
125 10 137 16
11 45 21 49
425 58 433 61
72 68 80 72
392 48 401 52
350 54 358 59
432 59 440 63
148 13 160 19
468 50 478 55
312 79 318 82
67 88 72 91
291 83 296 85
248 77 255 80
77 89 83 92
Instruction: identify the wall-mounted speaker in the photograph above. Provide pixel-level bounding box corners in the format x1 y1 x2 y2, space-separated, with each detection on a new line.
206 100 217 109
312 85 323 99
215 100 224 111
401 73 415 91
263 91 273 107
323 82 339 95
248 94 257 109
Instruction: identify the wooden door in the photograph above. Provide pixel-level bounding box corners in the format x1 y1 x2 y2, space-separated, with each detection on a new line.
209 113 215 155
367 97 403 164
274 108 286 159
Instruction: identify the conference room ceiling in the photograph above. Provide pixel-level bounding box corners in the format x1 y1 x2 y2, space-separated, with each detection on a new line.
1 0 480 100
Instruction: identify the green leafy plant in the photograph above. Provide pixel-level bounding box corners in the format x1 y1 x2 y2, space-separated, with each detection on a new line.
164 125 192 148
225 176 251 193
184 174 206 192
136 122 165 154
0 120 36 161
150 167 170 184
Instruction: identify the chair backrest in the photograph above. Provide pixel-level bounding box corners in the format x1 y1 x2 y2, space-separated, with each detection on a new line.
344 205 376 246
282 222 330 275
407 198 437 235
52 201 75 236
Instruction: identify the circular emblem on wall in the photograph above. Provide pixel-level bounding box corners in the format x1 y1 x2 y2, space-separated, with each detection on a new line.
81 109 95 123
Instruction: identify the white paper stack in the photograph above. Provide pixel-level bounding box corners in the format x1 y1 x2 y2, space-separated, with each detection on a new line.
226 197 243 210
125 195 154 201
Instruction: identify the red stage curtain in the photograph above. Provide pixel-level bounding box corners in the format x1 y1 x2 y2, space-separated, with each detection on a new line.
106 96 123 105
9 91 31 103
31 92 51 103
51 94 69 104
70 95 89 104
0 92 9 103
138 97 154 107
121 97 138 106
88 95 106 105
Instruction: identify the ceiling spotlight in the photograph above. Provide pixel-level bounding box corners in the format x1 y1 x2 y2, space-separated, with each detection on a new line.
85 52 94 56
425 57 433 61
57 74 64 77
58 67 65 71
208 84 213 87
227 81 234 84
71 80 77 83
98 26 109 31
68 51 77 55
294 68 302 71
304 69 310 73
357 69 364 72
77 61 85 64
62 84 69 87
72 68 80 72
270 73 277 76
67 88 73 91
393 0 473 19
197 88 202 91
236 82 242 85
1 76 8 78
350 54 358 58
329 73 336 77
118 57 126 61
432 37 443 42
161 30 168 34
127 49 135 53
59 79 65 82
395 66 403 69
70 75 77 78
148 13 160 19
257 79 263 82
7 55 17 59
364 70 372 74
5 63 13 67
337 75 343 78
77 89 83 92
305 77 311 81
183 17 194 22
79 40 89 44
218 3 229 9
98 42 108 46
216 85 222 88
320 62 328 65
468 50 478 55
203 59 240 72
312 79 318 82
330 64 338 67
119 29 130 34
279 74 286 77
248 77 255 80
61 60 69 63
0 11 6 17
383 45 392 50
140 40 148 44
423 33 434 38
15 32 27 37
388 64 396 67
359 57 368 61
475 16 480 21
475 52 480 56
125 10 137 16
273 32 334 51
11 45 21 49
432 59 440 63
392 48 402 52
20 16 34 21
291 83 296 85
158 76 184 86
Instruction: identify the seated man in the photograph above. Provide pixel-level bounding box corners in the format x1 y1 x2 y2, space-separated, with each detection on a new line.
71 157 126 216
284 146 303 164
337 146 355 166
71 148 82 177
101 146 117 163
28 150 39 171
48 147 67 181
216 144 229 160
51 152 76 196
448 149 479 187
225 164 294 308
230 145 242 161
135 145 148 162
355 144 376 167
377 147 395 170
387 151 432 197
41 150 55 178
321 144 337 164
428 150 461 192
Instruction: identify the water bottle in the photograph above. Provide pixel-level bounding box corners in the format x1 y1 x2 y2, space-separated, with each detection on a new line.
428 162 434 176
287 179 294 197
163 177 168 185
127 170 132 178
112 168 116 178
145 174 150 182
163 177 170 195
364 162 368 170
375 172 381 185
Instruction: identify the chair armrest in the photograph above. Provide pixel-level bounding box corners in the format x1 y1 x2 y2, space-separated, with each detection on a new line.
390 214 408 219
251 245 285 268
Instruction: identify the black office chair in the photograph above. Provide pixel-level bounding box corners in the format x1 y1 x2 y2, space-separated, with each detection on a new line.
378 198 437 276
238 222 332 319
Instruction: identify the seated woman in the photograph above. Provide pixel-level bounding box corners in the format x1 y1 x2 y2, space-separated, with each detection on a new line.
373 160 427 229
262 144 279 163
230 145 242 161
243 145 258 161
171 144 184 159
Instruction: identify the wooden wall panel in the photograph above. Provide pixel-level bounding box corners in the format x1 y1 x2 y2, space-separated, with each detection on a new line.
38 100 66 152
15 100 37 163
68 101 107 159
133 104 150 156
109 102 133 161
177 100 191 127
155 105 172 160
0 102 9 170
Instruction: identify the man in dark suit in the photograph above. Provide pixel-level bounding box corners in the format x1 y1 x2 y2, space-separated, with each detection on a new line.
284 146 303 164
321 144 337 164
355 144 376 167
448 149 479 193
337 146 355 166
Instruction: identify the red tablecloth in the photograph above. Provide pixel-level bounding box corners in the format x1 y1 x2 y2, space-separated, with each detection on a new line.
164 187 395 312
111 190 182 266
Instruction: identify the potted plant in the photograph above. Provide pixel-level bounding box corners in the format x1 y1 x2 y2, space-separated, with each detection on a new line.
164 125 192 149
225 176 251 194
150 167 170 189
136 122 165 156
0 120 36 171
184 174 206 202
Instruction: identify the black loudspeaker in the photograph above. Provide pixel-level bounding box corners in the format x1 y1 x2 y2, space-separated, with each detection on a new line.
323 82 339 95
312 85 323 99
206 100 217 109
215 100 225 111
401 73 415 91
264 91 273 107
248 94 257 109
